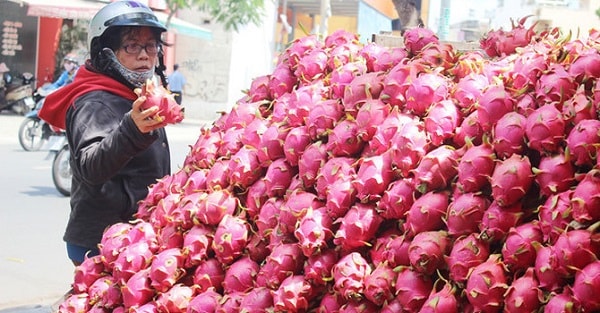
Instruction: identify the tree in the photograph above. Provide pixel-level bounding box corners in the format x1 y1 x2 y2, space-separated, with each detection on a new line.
164 0 266 32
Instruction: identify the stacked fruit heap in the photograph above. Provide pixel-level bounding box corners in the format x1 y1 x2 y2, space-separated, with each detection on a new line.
60 18 600 313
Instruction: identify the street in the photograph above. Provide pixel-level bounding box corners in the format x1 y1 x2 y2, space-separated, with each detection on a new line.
0 112 211 311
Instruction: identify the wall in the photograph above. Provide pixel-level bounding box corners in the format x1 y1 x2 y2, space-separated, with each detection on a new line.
357 1 393 43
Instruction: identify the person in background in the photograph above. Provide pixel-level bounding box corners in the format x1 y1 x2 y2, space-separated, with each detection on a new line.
39 0 171 266
48 53 80 90
168 63 186 105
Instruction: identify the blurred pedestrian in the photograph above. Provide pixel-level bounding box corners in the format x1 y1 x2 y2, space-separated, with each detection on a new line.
168 63 186 105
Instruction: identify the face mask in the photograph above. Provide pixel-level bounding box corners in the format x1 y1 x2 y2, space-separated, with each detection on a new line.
103 48 155 88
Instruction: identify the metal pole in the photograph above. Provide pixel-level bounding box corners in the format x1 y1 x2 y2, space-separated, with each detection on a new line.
438 0 451 40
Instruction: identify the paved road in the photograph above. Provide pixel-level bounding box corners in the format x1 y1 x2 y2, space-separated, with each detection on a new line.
0 112 212 313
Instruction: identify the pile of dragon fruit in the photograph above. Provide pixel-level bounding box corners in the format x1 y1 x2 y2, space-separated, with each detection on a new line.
60 18 600 313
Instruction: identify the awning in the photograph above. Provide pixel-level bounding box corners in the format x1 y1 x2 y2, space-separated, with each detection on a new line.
20 0 212 40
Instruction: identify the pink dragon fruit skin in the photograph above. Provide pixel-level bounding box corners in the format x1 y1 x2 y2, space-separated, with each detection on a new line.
263 158 297 198
306 99 343 141
534 245 567 293
538 190 574 244
411 145 458 193
272 275 314 312
479 200 524 243
222 255 259 293
501 221 544 271
315 156 357 200
294 207 334 257
394 265 434 312
388 118 430 179
404 72 450 117
255 243 306 289
326 175 357 219
279 189 323 234
187 287 221 313
112 241 154 284
304 249 338 286
298 140 328 187
295 48 329 84
192 258 225 293
571 260 600 312
317 291 345 313
446 233 490 284
269 62 297 99
212 214 249 265
405 191 449 237
552 228 600 278
465 254 509 313
408 230 451 275
283 125 312 167
338 299 380 312
99 222 133 268
543 290 581 313
446 192 490 237
571 169 600 223
534 153 576 197
238 286 274 311
504 267 544 313
492 111 527 159
525 104 566 153
326 118 366 157
363 261 397 306
121 268 155 309
333 203 383 253
364 107 414 156
257 123 289 167
457 142 496 193
377 177 416 220
149 248 185 293
477 83 515 132
342 71 385 115
454 110 484 148
453 73 488 110
332 252 371 302
369 228 411 268
403 27 439 55
330 61 368 100
353 152 395 202
566 119 600 167
424 99 461 146
58 293 91 313
419 282 459 313
490 153 534 207
228 145 263 189
181 224 213 268
535 63 578 104
73 254 106 293
88 275 122 308
155 283 195 313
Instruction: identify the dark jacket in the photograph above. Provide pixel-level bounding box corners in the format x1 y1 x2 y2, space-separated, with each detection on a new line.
64 90 170 249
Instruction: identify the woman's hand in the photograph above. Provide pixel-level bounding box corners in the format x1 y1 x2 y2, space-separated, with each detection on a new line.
131 95 167 133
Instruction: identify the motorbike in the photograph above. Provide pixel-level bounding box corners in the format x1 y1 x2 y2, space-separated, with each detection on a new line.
0 71 36 115
17 86 63 151
47 134 71 197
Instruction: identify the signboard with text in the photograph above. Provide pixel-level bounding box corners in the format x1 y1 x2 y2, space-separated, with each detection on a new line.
0 1 38 78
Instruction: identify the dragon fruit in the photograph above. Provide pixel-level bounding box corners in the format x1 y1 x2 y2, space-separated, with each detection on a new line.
419 282 459 313
552 227 600 278
140 78 184 124
294 207 334 256
211 214 249 265
192 258 224 293
501 221 544 271
490 154 533 207
121 268 155 308
88 275 122 308
332 252 371 301
353 152 394 202
543 290 581 313
537 190 574 244
571 260 600 312
525 104 566 153
571 169 600 223
456 141 496 193
534 245 567 292
155 283 195 313
73 255 106 293
377 177 416 220
303 249 338 286
149 248 185 293
222 256 259 293
446 233 490 283
256 243 306 289
533 153 575 197
394 266 434 312
465 254 508 313
334 203 383 252
445 192 490 237
408 230 451 275
363 261 397 306
272 275 315 312
492 111 527 159
187 288 221 313
424 99 461 146
503 268 543 313
405 191 449 237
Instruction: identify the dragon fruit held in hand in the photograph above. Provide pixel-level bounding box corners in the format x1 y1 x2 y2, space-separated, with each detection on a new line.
140 78 184 124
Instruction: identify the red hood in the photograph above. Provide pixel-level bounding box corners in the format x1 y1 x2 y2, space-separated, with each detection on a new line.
39 66 137 130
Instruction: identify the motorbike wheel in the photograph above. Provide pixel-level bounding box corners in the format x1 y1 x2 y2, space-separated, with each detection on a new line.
52 145 71 197
18 117 45 151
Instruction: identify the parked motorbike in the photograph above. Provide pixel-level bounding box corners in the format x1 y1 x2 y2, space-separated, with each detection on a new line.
18 86 63 151
1 70 36 115
47 134 71 197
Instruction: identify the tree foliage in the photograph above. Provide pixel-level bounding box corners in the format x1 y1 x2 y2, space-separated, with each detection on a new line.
164 0 266 32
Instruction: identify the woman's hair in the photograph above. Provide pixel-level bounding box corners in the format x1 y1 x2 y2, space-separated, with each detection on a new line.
88 26 170 88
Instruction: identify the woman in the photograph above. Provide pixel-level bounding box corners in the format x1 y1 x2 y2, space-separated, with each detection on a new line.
39 0 171 266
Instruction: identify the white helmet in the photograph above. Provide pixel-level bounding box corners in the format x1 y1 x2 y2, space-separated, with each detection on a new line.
88 0 166 49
